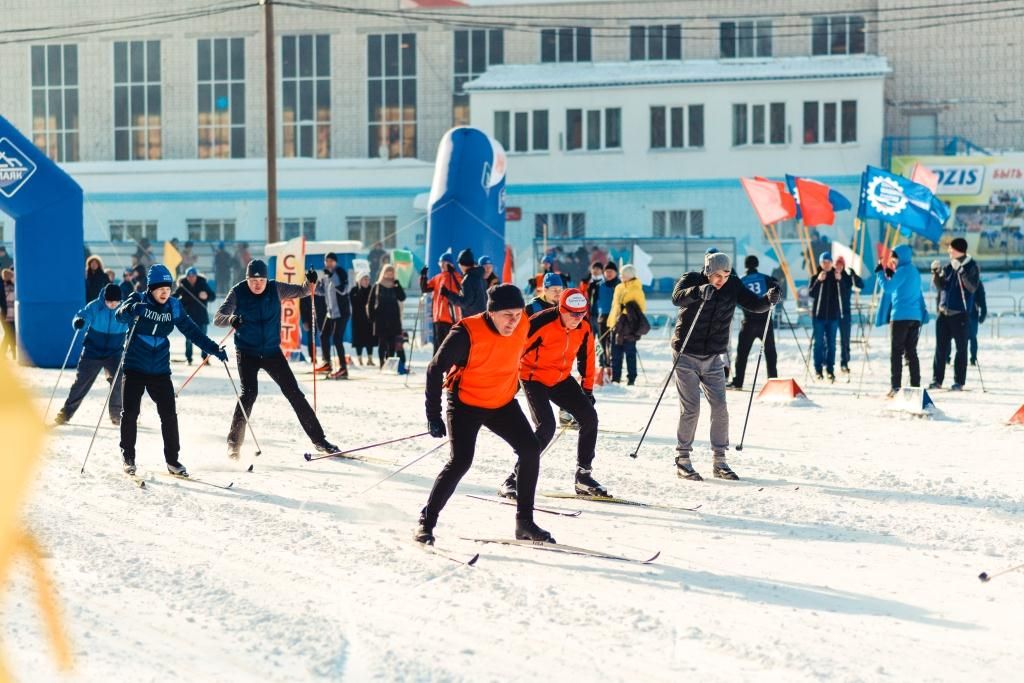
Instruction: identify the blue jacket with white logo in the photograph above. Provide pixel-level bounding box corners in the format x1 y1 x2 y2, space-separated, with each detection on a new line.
214 280 309 357
75 296 129 359
875 244 929 326
115 292 220 375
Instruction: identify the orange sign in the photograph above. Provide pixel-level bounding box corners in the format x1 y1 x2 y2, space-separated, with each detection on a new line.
279 236 305 353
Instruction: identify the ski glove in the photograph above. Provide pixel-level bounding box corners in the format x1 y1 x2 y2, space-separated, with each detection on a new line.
766 287 782 305
123 302 145 318
72 317 85 330
884 267 895 279
305 268 318 284
420 267 429 277
214 346 229 362
698 284 715 301
584 389 596 406
438 286 451 299
427 417 447 438
930 260 942 273
229 314 243 329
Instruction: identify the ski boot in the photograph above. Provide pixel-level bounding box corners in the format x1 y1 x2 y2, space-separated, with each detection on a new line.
166 460 188 477
928 381 942 390
121 451 136 476
414 518 435 545
885 388 899 399
827 371 836 384
726 381 744 391
574 467 609 496
110 414 121 426
328 367 348 380
950 383 963 391
712 456 740 481
675 455 703 482
313 438 339 454
815 372 824 381
498 472 518 500
559 409 578 429
515 518 555 543
227 441 241 460
314 363 332 374
53 410 69 426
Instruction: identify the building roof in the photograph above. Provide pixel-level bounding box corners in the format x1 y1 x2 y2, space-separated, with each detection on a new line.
466 56 891 91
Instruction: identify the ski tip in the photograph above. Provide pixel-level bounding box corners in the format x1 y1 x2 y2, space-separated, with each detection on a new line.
303 453 312 461
226 482 234 489
568 511 583 517
139 480 146 489
644 551 661 564
247 464 254 473
467 553 480 566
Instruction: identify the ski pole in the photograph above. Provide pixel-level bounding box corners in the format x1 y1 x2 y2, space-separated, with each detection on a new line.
736 304 775 452
80 318 137 474
404 294 425 388
628 296 707 459
309 282 319 412
175 328 235 397
636 348 649 385
975 356 987 393
222 359 262 457
304 431 430 461
44 327 81 421
955 272 985 392
979 561 1024 583
356 439 449 496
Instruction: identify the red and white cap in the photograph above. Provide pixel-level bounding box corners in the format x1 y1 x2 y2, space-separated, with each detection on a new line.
559 288 589 314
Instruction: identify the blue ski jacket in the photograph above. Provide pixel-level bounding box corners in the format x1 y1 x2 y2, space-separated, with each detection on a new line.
75 296 129 359
116 292 221 374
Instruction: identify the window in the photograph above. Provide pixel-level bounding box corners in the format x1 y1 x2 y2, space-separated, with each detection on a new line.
367 33 417 159
803 100 857 144
109 220 157 242
31 44 79 162
650 105 704 149
453 29 503 126
113 40 161 160
197 38 245 159
186 218 236 242
493 110 548 153
535 213 585 239
629 24 682 60
279 218 316 241
720 20 772 58
732 102 786 146
281 35 330 158
812 15 866 56
347 216 397 249
541 27 591 63
566 108 621 151
653 210 704 238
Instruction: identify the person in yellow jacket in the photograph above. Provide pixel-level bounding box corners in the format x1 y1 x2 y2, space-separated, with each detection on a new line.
606 264 647 384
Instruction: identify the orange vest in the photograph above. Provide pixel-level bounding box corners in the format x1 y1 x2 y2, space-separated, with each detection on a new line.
519 308 595 390
425 270 463 324
447 313 528 408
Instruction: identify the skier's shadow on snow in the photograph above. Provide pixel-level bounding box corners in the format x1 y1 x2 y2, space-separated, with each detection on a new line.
817 483 1024 515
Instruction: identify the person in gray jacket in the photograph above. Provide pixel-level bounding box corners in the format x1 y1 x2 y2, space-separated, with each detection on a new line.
314 252 350 379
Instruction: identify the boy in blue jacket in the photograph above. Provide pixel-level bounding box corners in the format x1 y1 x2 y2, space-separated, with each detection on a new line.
874 244 929 397
116 264 227 476
55 283 129 426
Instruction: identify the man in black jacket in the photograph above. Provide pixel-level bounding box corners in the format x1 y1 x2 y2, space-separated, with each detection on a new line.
808 252 843 382
440 248 487 317
834 255 864 375
174 267 217 365
671 252 779 481
729 256 779 390
929 237 981 390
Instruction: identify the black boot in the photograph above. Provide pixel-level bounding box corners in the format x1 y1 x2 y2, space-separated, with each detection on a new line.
574 466 608 496
166 460 188 477
675 455 703 481
713 456 739 481
54 410 69 426
414 513 435 545
515 518 555 543
227 441 241 460
498 472 517 499
313 438 339 454
121 450 136 476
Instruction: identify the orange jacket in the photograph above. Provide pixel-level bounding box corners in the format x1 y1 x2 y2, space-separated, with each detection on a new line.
423 268 463 324
445 313 529 408
519 307 595 391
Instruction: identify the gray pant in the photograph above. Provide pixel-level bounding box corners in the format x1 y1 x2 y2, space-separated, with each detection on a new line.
61 354 123 419
674 352 729 456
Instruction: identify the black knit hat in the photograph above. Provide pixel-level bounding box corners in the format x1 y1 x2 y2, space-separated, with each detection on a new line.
325 252 338 262
744 255 759 270
604 261 618 272
458 248 476 267
103 283 123 302
246 259 268 278
487 284 525 312
950 237 968 254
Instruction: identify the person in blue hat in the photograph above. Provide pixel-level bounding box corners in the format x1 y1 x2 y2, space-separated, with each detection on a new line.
808 251 842 382
116 264 229 477
174 266 217 365
525 272 564 315
478 255 499 289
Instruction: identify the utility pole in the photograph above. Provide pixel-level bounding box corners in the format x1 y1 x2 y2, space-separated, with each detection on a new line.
262 0 278 243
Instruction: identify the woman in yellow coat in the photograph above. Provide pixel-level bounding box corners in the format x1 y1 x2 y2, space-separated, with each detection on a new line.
606 264 647 384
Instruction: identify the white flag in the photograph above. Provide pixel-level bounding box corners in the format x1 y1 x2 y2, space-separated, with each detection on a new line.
632 243 654 286
830 240 864 275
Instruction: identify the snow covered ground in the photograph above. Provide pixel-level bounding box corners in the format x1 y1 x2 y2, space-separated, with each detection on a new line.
6 319 1024 683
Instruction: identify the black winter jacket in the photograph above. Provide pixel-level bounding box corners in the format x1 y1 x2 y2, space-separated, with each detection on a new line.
670 272 771 355
442 266 487 317
808 269 844 320
174 276 216 326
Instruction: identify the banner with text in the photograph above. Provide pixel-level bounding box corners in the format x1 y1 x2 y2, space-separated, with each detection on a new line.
278 236 306 354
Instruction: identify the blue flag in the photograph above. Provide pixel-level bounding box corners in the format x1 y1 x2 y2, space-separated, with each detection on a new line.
858 166 950 242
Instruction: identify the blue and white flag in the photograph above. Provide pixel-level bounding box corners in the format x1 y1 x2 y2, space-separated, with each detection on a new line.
858 166 950 242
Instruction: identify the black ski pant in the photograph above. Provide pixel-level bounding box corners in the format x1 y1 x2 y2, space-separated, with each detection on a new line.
228 350 325 447
432 322 453 354
839 314 853 369
890 320 921 390
522 378 597 469
732 316 777 387
61 353 123 419
320 315 349 370
932 313 968 387
597 315 611 368
378 334 406 367
120 370 179 462
422 397 541 526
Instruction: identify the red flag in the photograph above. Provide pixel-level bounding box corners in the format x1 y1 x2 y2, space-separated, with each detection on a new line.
793 177 835 227
502 244 514 284
740 177 796 225
910 163 939 193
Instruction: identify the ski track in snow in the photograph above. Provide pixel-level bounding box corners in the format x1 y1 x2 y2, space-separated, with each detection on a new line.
6 328 1024 682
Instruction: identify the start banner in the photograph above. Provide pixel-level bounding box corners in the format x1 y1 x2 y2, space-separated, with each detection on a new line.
278 236 306 354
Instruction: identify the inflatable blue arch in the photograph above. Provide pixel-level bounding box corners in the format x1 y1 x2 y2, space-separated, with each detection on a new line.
0 115 84 367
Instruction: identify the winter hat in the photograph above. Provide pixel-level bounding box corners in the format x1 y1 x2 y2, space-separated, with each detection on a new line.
620 264 637 280
950 237 968 254
103 283 123 302
705 247 719 255
147 264 174 289
356 270 370 282
542 272 563 289
438 249 455 265
185 266 199 277
542 254 556 266
246 259 268 279
818 251 833 265
487 283 525 312
744 255 759 270
835 255 846 266
604 261 618 272
324 252 338 263
590 260 605 270
458 248 476 267
704 252 732 275
559 288 588 315
478 255 493 266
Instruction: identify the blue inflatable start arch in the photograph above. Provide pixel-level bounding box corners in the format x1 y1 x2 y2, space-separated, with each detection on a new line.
0 115 84 367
